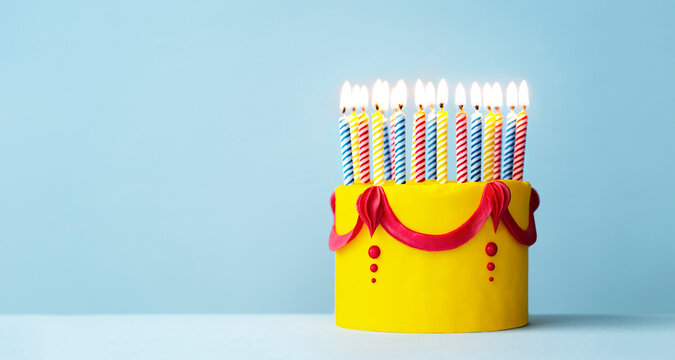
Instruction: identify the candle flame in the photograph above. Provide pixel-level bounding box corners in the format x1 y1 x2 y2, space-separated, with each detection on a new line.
437 78 449 106
506 81 518 108
381 81 390 112
372 79 382 109
425 81 436 108
395 79 407 107
455 83 466 107
492 82 503 108
351 84 361 109
360 85 369 109
470 82 482 108
519 80 530 107
482 83 493 109
340 81 351 111
414 79 425 107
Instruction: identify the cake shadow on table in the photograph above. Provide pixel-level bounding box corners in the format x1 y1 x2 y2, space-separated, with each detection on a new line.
526 315 675 330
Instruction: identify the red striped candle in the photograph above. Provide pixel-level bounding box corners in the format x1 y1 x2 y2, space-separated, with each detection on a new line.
512 81 530 181
512 109 528 181
412 107 426 183
454 83 468 183
412 80 426 182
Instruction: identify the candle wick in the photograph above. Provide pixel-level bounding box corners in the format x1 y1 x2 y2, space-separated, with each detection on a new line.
398 104 403 110
510 106 515 111
375 104 379 111
342 107 346 114
522 105 527 111
418 104 423 111
440 103 444 109
459 105 463 111
475 105 479 111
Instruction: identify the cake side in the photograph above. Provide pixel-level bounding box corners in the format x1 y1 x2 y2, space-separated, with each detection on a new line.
332 180 536 333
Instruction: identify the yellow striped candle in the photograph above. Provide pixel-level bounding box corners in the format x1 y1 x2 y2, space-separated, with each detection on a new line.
349 85 361 182
492 82 504 180
357 85 370 184
436 79 449 184
482 83 496 182
372 80 385 185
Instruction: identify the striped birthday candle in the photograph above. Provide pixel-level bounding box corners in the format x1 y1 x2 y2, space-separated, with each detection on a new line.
412 106 426 182
425 107 437 180
372 108 385 186
455 108 468 183
393 109 407 184
501 109 517 179
339 113 354 185
383 117 392 181
482 108 496 182
468 109 482 182
390 113 396 166
512 109 529 181
348 109 360 182
492 83 504 180
436 106 448 184
358 110 370 183
493 109 503 180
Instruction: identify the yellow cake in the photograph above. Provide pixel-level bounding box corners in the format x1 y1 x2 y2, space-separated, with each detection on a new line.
329 180 539 333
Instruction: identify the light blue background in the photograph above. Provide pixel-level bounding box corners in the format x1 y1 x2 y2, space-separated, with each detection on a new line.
0 0 673 314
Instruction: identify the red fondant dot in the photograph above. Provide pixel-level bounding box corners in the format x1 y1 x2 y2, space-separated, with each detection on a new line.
370 264 378 272
368 245 381 259
371 278 376 283
489 277 494 282
485 242 498 256
487 262 495 271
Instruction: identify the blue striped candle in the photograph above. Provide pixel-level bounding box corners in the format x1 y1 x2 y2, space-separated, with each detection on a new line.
501 110 517 180
383 118 392 181
394 109 407 184
469 110 483 182
339 114 354 185
425 108 437 180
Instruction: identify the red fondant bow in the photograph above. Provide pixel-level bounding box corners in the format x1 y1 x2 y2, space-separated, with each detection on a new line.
329 181 538 251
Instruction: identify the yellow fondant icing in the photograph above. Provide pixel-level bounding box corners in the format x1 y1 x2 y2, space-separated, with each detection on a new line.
334 180 532 333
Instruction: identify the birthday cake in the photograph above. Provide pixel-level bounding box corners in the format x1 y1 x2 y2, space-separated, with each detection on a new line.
330 79 536 333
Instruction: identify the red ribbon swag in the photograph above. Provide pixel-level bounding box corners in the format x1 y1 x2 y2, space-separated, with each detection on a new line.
329 181 539 252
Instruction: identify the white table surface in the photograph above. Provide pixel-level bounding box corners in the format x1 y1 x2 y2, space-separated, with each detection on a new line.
0 314 673 359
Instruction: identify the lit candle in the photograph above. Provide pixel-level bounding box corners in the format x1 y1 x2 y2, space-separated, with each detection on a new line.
501 81 518 180
339 81 354 185
349 84 361 182
469 82 483 182
358 85 370 184
455 83 468 183
512 80 530 181
425 82 437 180
392 80 407 184
492 82 504 180
482 83 495 182
381 81 393 181
389 111 396 180
412 79 426 183
372 80 386 186
436 79 449 184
